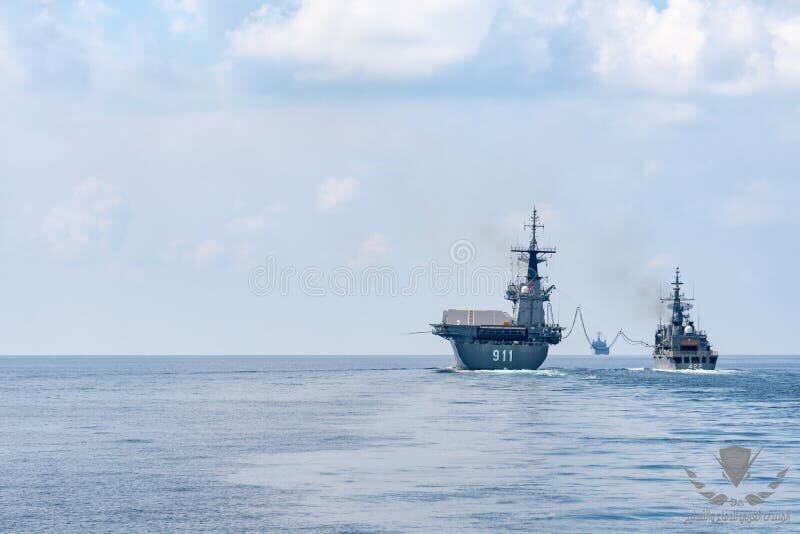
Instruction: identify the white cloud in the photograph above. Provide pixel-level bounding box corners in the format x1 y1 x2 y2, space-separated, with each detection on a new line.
703 2 772 95
42 180 128 258
77 0 112 19
229 0 496 80
195 238 225 266
770 16 800 86
225 214 268 233
586 0 800 94
590 0 709 93
716 179 785 227
226 0 800 93
161 0 201 34
9 0 800 98
499 0 578 72
225 203 283 234
316 177 359 213
349 233 389 267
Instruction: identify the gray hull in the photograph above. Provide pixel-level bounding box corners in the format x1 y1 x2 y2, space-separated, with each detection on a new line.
451 340 549 370
654 352 718 370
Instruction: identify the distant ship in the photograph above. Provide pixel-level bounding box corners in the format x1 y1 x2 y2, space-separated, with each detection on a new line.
653 268 718 370
591 333 610 355
432 209 562 370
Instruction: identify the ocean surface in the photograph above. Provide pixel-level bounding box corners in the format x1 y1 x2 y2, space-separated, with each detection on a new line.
0 355 797 533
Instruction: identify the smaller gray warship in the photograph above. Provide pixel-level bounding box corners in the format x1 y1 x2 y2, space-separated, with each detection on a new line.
591 333 610 355
653 268 718 370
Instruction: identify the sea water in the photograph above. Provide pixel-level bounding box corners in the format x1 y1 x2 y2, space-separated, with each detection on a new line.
0 355 797 532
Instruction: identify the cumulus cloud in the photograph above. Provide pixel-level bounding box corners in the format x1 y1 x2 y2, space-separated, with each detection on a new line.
504 0 585 72
586 0 800 94
770 16 800 86
316 177 359 213
716 179 785 227
349 233 389 267
229 0 496 80
4 0 800 105
160 0 201 34
225 203 284 234
195 238 225 266
225 214 269 233
9 0 800 98
225 0 800 93
590 0 708 92
42 180 129 258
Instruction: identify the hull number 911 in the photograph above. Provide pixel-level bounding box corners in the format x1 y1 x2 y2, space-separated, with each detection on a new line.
492 349 513 362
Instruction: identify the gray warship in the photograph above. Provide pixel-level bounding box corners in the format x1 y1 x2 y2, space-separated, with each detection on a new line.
591 333 610 355
653 268 718 370
431 209 562 370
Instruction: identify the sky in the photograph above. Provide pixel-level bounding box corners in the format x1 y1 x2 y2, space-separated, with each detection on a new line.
1 0 799 356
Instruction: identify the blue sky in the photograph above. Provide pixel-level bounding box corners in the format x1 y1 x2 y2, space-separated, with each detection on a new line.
1 0 799 355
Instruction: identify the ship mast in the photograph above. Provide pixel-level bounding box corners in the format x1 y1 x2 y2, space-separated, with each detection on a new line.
507 208 557 326
670 267 683 327
661 267 693 328
511 208 556 285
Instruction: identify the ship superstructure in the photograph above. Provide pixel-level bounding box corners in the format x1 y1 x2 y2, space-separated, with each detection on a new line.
653 268 718 370
431 209 562 370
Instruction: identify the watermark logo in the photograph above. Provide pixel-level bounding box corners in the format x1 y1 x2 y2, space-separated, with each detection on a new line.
718 445 761 488
684 445 789 516
247 239 514 298
448 239 476 265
